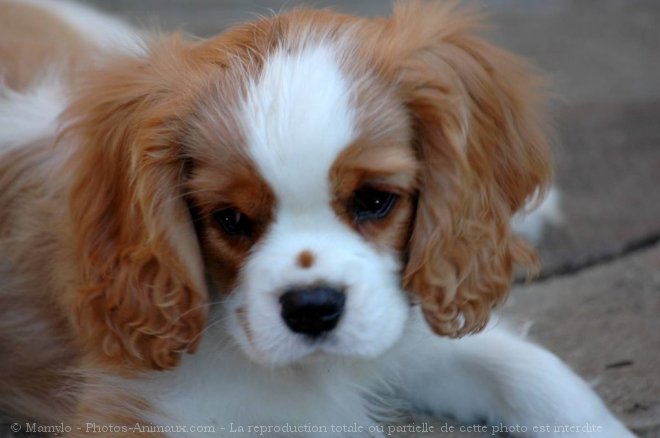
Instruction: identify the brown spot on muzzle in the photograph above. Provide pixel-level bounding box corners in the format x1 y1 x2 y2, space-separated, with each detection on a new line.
297 250 315 269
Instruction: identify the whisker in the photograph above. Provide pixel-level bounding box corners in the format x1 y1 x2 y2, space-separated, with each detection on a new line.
187 314 231 346
171 299 226 324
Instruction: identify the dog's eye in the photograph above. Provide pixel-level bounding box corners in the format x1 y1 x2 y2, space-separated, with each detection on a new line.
351 187 398 222
213 208 252 236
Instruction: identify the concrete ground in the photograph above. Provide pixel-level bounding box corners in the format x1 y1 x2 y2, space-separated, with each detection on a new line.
2 0 659 437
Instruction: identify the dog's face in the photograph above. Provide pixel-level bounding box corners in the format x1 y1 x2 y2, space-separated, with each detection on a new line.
66 3 551 369
186 41 416 365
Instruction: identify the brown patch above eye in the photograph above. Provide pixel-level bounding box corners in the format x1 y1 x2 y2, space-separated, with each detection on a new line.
297 250 315 269
183 150 276 293
329 138 418 220
328 138 419 254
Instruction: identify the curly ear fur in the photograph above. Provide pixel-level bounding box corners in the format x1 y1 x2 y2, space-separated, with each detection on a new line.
382 1 552 336
64 37 211 370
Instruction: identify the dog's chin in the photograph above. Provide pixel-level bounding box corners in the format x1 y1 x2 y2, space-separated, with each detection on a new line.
235 333 402 368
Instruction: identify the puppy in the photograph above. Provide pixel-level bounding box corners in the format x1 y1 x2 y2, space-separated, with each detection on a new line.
0 0 633 436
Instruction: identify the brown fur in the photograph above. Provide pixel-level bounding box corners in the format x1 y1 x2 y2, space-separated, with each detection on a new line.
181 68 276 295
0 0 551 429
297 251 315 269
369 1 551 336
0 2 92 90
186 159 276 294
63 37 215 371
329 137 418 255
61 373 160 438
0 3 90 425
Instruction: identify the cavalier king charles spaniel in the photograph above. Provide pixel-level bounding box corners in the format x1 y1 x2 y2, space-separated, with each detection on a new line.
0 0 633 436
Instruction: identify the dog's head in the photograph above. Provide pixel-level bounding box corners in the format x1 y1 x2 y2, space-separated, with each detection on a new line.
66 1 550 369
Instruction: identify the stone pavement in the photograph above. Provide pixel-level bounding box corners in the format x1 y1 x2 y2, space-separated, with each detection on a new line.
2 1 659 437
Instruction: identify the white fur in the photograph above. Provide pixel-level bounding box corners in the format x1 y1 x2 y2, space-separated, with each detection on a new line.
0 4 633 437
0 75 65 150
140 320 378 437
381 313 633 437
141 44 632 437
134 310 633 437
512 186 564 244
230 44 409 366
242 44 356 207
0 0 144 150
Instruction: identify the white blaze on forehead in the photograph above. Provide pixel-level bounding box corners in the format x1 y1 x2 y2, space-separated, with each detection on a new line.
241 44 356 210
231 44 410 365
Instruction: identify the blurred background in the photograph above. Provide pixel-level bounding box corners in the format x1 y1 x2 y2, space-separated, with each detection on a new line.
6 1 660 437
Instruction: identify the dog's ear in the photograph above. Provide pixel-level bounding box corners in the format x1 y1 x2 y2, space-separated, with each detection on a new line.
65 37 210 370
378 1 552 337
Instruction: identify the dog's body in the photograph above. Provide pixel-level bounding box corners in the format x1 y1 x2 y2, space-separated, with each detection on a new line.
0 1 633 436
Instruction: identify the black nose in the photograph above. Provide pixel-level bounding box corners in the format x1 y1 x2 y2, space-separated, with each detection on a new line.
279 286 346 337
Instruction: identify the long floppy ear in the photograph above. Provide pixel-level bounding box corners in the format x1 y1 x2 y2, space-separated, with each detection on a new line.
64 37 210 369
381 1 552 337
